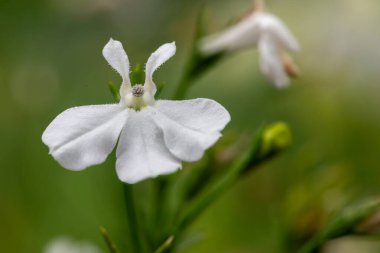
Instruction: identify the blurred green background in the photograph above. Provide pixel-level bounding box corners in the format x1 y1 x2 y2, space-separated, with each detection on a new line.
1 0 380 252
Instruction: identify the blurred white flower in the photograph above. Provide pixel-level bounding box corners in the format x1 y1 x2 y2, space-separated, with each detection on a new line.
199 3 300 88
323 236 380 253
43 237 102 253
42 39 230 184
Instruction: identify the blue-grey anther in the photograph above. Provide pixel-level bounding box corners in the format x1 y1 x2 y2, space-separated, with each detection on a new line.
132 85 144 97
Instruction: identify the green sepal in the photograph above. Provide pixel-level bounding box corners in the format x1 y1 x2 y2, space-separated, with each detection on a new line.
107 81 120 102
130 64 145 85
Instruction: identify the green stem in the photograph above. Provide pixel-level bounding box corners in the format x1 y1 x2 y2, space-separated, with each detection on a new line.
297 198 380 253
172 5 204 100
172 56 196 100
172 5 224 100
173 133 261 235
162 123 292 253
123 184 143 253
152 178 169 246
99 226 120 253
172 51 224 100
154 236 174 253
171 124 291 242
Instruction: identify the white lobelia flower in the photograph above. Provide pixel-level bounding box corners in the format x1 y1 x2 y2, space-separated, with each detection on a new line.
199 3 300 88
42 39 230 184
43 237 103 253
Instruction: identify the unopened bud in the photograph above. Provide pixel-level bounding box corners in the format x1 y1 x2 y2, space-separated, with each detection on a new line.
260 122 292 157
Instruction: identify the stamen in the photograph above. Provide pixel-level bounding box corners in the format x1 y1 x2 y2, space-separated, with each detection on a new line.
132 85 144 97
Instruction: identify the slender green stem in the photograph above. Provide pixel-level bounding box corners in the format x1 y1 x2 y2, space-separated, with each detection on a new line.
173 75 191 100
297 198 380 253
173 133 261 235
152 178 170 246
123 184 143 253
163 123 292 253
99 226 120 253
172 5 224 100
172 50 198 100
170 124 291 244
154 236 174 253
172 51 224 100
172 5 204 100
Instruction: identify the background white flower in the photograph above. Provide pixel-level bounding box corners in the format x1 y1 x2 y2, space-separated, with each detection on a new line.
43 237 103 253
199 5 300 88
42 39 230 184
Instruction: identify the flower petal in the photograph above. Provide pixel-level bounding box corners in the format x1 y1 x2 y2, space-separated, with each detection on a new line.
258 33 289 88
43 237 103 253
151 98 230 162
263 14 300 52
42 104 128 170
116 109 181 184
199 14 261 55
144 42 176 94
102 38 132 91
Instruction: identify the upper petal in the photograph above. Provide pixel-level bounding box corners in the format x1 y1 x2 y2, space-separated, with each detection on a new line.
42 104 128 170
199 14 261 55
258 33 289 88
151 98 230 162
102 38 132 89
144 42 176 94
116 109 181 184
261 13 300 52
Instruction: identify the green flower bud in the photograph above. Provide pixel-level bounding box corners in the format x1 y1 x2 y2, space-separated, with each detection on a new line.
260 122 292 158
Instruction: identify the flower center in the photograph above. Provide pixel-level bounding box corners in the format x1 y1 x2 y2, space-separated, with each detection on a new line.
123 84 154 110
132 85 144 97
